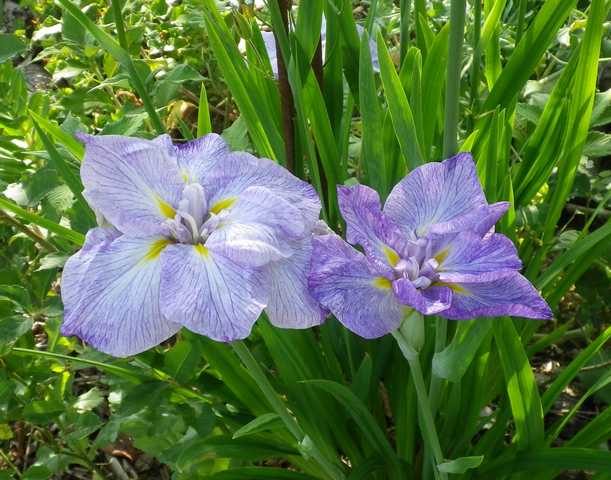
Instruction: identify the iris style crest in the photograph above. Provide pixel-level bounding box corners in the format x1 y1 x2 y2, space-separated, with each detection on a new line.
61 133 324 357
308 153 552 339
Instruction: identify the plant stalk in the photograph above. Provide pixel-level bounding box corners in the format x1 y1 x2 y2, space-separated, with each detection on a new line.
232 341 346 480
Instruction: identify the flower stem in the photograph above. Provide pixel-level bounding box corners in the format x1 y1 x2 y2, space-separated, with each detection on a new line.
392 329 447 480
442 0 467 157
232 341 345 480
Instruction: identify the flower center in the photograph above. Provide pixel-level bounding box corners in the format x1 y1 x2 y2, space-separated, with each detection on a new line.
392 237 439 289
164 183 223 245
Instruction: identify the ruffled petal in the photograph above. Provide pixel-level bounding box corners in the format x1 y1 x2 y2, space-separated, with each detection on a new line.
392 279 452 315
384 153 493 236
204 186 305 267
60 227 121 320
201 152 321 230
172 133 230 184
337 185 408 266
441 273 552 320
78 134 184 236
264 237 325 329
308 233 403 339
159 244 266 341
61 236 181 357
431 231 522 282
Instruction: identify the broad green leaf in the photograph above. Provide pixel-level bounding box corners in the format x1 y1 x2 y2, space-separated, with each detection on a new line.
0 34 26 63
437 455 484 474
232 413 283 439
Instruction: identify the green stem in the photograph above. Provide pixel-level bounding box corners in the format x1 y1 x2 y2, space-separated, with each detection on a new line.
428 317 447 417
468 0 483 130
110 0 128 50
516 0 528 43
399 0 412 66
392 329 447 480
232 341 345 480
442 0 467 157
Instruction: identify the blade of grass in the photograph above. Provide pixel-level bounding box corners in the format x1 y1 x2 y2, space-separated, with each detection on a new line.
197 83 212 137
29 110 84 160
0 196 84 246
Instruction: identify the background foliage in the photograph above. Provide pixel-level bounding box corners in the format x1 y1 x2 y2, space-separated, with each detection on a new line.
0 0 610 478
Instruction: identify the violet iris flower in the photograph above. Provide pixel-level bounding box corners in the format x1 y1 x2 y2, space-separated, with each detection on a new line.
61 133 323 357
308 153 552 339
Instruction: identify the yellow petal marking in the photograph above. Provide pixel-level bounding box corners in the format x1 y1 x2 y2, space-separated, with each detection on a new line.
194 243 209 258
157 198 176 219
434 281 469 295
372 277 392 290
383 245 400 267
144 239 171 261
210 197 237 214
434 248 449 266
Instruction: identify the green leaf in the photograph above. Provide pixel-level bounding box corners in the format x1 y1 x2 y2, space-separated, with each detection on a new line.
0 34 26 63
437 455 484 474
232 413 283 439
583 131 611 157
163 338 201 383
376 30 425 169
29 110 84 160
304 379 402 477
206 467 318 479
197 83 212 137
479 448 611 476
0 315 32 355
359 30 386 195
494 317 544 449
541 326 611 413
433 319 492 382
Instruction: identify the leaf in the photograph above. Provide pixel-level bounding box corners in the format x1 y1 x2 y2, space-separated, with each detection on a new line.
197 83 212 136
0 315 32 355
494 317 544 449
73 388 104 413
0 34 26 63
304 379 402 476
433 319 492 382
232 413 283 439
583 131 611 157
163 338 201 383
376 30 425 169
206 467 318 479
437 455 484 474
479 448 611 476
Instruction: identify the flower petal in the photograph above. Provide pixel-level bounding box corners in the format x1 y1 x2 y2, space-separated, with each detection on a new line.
441 273 552 320
172 133 230 184
79 134 184 236
264 237 325 329
392 279 452 315
159 244 266 341
384 153 494 236
337 184 407 266
431 231 522 282
60 227 121 320
61 236 181 357
205 186 305 267
202 152 321 230
308 233 403 338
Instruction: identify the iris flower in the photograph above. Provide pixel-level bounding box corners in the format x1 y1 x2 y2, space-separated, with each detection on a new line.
61 133 324 357
308 153 552 339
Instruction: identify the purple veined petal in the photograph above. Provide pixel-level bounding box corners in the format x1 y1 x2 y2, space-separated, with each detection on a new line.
337 184 408 267
159 243 267 342
430 231 522 283
78 133 185 236
264 236 325 329
440 272 553 320
60 226 121 321
384 153 494 236
204 186 306 267
61 236 181 357
171 133 230 184
392 279 452 315
308 233 403 339
426 201 510 237
202 151 321 229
